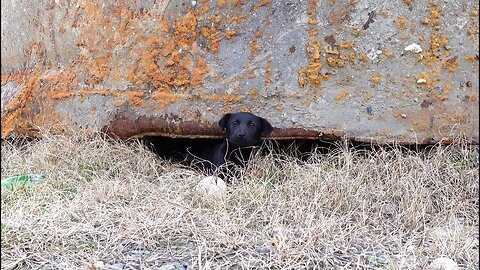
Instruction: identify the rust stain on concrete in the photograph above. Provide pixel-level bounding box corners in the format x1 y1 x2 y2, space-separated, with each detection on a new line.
1 0 478 144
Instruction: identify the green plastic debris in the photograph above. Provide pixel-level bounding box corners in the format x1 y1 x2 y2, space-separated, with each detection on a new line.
1 174 46 189
366 255 388 266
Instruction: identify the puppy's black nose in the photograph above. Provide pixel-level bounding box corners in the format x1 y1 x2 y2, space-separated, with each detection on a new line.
237 133 245 138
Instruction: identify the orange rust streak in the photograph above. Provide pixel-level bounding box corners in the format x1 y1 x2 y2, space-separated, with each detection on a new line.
217 0 227 8
127 91 145 107
340 40 354 49
299 0 326 88
151 90 183 108
395 16 407 30
370 73 382 86
1 74 11 85
265 60 272 86
335 90 349 101
442 56 459 72
192 57 211 87
225 30 237 39
365 90 372 101
2 1 221 138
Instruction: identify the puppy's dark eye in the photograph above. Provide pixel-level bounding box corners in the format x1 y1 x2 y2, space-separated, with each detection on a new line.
248 121 255 126
233 120 240 125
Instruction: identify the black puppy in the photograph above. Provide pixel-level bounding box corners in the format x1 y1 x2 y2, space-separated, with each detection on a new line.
209 112 273 168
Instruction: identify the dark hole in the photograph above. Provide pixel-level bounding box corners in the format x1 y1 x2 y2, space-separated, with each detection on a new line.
142 136 434 167
143 136 223 163
143 136 340 161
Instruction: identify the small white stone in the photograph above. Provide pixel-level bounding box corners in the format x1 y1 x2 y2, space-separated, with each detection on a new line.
196 176 227 199
94 261 105 269
417 78 427 84
427 257 459 270
405 43 423 53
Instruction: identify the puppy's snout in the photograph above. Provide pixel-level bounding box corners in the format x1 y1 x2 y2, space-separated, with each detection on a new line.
237 133 245 138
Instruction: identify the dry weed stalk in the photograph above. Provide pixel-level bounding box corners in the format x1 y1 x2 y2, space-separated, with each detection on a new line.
1 129 478 269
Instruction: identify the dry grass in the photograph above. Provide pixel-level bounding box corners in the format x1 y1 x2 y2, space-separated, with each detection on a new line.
1 130 478 269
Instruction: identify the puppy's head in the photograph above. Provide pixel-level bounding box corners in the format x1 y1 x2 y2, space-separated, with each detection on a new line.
218 112 273 147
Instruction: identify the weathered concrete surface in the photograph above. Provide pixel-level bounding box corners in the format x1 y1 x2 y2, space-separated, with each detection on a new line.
1 0 479 144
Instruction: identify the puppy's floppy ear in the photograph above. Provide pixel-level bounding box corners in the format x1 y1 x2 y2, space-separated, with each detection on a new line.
218 113 231 131
260 117 274 136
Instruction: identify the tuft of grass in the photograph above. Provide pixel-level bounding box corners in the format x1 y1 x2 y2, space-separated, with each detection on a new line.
1 129 478 269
